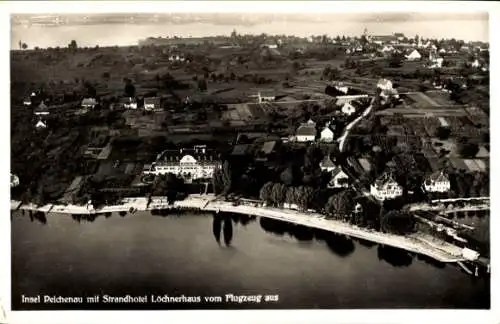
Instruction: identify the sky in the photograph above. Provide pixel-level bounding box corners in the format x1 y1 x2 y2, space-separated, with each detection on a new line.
10 12 489 49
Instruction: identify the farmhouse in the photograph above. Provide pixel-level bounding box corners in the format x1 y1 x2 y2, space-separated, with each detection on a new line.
23 97 32 106
340 102 357 116
328 167 349 189
34 101 50 116
143 145 218 181
423 170 451 193
371 35 398 45
257 91 276 103
144 97 161 111
35 119 47 129
119 97 138 109
320 123 335 142
370 172 403 201
296 119 317 142
381 45 394 53
81 98 98 109
406 49 422 61
320 154 336 172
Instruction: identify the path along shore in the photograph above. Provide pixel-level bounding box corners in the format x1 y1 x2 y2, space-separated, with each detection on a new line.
11 194 467 263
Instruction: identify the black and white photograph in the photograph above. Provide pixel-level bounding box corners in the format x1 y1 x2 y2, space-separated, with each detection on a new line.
3 1 498 323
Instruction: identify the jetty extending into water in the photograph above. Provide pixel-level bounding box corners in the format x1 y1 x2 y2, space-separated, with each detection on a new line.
11 195 468 263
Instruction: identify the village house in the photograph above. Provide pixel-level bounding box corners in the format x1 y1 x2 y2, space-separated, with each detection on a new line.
143 145 218 181
340 101 358 116
381 45 395 53
423 170 451 193
394 33 405 42
328 167 349 189
370 172 403 201
320 154 336 172
11 173 20 188
320 123 335 142
256 140 279 161
168 54 186 62
377 78 393 91
371 35 398 45
406 49 422 61
144 97 161 111
296 119 317 142
118 97 138 109
81 98 98 109
34 101 50 116
23 96 32 106
257 91 276 103
471 59 481 68
35 119 47 129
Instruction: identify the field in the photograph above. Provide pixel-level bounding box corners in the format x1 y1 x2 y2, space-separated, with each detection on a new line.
424 90 457 106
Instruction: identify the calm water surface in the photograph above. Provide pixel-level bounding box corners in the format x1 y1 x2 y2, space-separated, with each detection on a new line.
11 211 489 310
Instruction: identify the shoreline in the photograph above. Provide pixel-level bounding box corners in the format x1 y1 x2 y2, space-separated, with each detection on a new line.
11 195 467 263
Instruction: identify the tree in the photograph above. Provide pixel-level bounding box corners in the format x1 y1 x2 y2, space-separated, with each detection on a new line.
102 72 111 81
68 40 78 50
280 166 296 186
380 211 415 235
212 166 224 195
325 190 355 220
435 126 451 140
259 182 275 205
84 81 97 98
270 183 287 207
295 186 314 211
124 79 136 97
458 140 479 158
198 79 207 91
285 186 297 205
22 43 28 50
221 160 232 195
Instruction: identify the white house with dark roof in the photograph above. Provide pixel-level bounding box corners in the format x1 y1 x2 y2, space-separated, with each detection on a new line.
328 167 349 188
370 172 403 201
381 45 395 53
144 97 161 111
35 119 47 129
320 154 336 172
81 98 98 109
341 102 357 116
423 170 450 193
406 49 422 61
143 145 218 181
34 101 49 116
23 97 32 106
257 91 276 103
119 97 138 109
320 123 335 142
296 120 317 142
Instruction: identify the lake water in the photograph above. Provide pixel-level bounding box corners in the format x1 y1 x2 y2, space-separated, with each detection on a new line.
11 20 489 49
11 210 489 310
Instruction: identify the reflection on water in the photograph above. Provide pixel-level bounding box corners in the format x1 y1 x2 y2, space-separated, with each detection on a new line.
223 217 233 246
259 217 356 257
377 245 413 268
212 215 221 245
11 210 490 309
